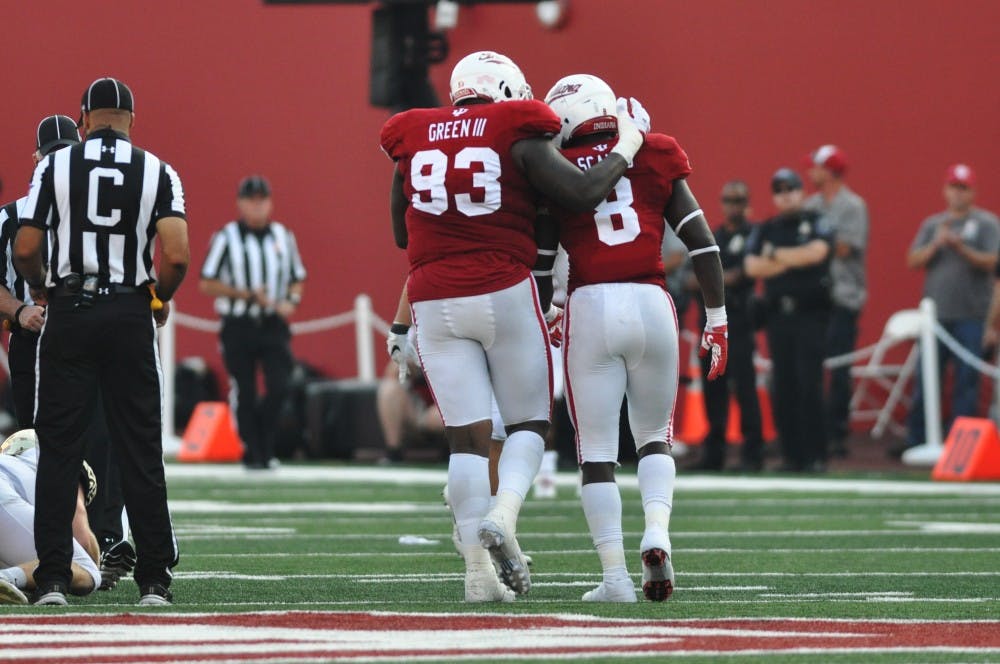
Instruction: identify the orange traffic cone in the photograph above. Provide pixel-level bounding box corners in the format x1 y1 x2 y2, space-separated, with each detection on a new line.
757 370 777 443
725 396 741 444
178 402 245 463
676 342 709 445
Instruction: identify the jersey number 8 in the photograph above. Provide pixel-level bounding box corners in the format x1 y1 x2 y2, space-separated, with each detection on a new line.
410 148 501 217
594 176 640 246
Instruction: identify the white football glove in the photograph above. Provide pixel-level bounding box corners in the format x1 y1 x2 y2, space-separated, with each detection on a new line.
610 103 646 165
616 96 651 134
386 324 418 384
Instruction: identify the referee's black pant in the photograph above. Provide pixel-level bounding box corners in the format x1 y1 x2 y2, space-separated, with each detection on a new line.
11 327 126 549
8 331 38 429
220 315 293 468
33 293 177 591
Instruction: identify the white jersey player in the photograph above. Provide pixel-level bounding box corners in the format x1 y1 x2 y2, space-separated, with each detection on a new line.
0 431 102 604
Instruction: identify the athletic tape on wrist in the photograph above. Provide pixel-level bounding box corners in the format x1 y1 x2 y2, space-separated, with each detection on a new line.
705 306 727 328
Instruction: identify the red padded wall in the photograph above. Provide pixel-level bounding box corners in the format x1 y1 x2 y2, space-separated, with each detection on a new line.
1 1 997 377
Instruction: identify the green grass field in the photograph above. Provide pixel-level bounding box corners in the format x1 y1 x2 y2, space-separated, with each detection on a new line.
15 463 1000 663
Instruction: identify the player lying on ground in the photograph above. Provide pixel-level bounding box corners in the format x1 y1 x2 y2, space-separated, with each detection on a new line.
0 430 102 604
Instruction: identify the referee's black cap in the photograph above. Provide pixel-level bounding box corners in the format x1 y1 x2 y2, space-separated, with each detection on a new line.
78 77 134 126
36 115 80 156
238 175 272 199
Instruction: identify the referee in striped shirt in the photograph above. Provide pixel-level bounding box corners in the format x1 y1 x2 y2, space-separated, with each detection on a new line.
200 176 307 470
14 77 189 606
0 115 74 426
2 115 130 579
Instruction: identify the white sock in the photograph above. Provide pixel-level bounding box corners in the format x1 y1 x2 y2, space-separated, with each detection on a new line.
494 430 544 523
0 566 28 589
448 453 491 567
637 452 675 538
581 482 628 582
539 450 558 478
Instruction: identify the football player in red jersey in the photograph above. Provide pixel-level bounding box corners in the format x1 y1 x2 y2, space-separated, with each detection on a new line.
379 52 646 602
543 75 727 603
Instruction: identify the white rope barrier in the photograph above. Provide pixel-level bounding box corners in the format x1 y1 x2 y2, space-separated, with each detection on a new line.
162 294 389 433
173 312 221 333
289 311 355 335
823 341 882 370
933 321 1000 380
172 305 390 337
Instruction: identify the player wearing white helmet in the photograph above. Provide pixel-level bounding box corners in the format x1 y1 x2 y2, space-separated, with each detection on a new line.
0 430 102 604
380 51 645 602
448 51 533 104
543 74 726 602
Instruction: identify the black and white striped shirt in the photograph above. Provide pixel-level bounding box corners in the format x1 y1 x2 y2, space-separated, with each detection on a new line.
19 128 185 287
0 197 32 303
201 220 307 317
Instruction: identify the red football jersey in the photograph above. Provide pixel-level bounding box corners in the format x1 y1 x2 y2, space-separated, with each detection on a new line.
380 100 561 302
553 133 692 294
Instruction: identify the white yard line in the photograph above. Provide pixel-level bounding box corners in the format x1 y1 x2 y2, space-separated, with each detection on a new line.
178 545 1000 554
165 463 1000 495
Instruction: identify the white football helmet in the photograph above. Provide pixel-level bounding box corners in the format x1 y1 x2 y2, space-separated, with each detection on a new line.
450 51 532 104
544 74 618 146
0 429 37 457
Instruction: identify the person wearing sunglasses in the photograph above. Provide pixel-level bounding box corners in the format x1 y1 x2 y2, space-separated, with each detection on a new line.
745 168 833 472
688 180 764 472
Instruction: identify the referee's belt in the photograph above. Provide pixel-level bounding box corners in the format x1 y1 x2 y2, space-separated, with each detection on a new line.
50 284 142 297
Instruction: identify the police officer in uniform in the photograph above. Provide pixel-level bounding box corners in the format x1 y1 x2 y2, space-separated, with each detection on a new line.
745 169 833 472
689 180 764 471
14 77 189 606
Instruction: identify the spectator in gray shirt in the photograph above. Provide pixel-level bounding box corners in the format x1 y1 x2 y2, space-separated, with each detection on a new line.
901 164 999 456
805 145 868 458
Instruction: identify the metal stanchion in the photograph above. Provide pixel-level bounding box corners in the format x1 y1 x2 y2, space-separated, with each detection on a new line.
902 298 943 466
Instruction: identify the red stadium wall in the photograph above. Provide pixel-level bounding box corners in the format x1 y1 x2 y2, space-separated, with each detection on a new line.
2 0 998 379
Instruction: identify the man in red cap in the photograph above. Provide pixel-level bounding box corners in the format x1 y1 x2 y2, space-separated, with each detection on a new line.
904 164 999 456
805 144 868 459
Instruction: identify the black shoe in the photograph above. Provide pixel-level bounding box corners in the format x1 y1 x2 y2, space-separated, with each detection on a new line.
138 583 173 606
34 582 69 606
99 540 137 591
